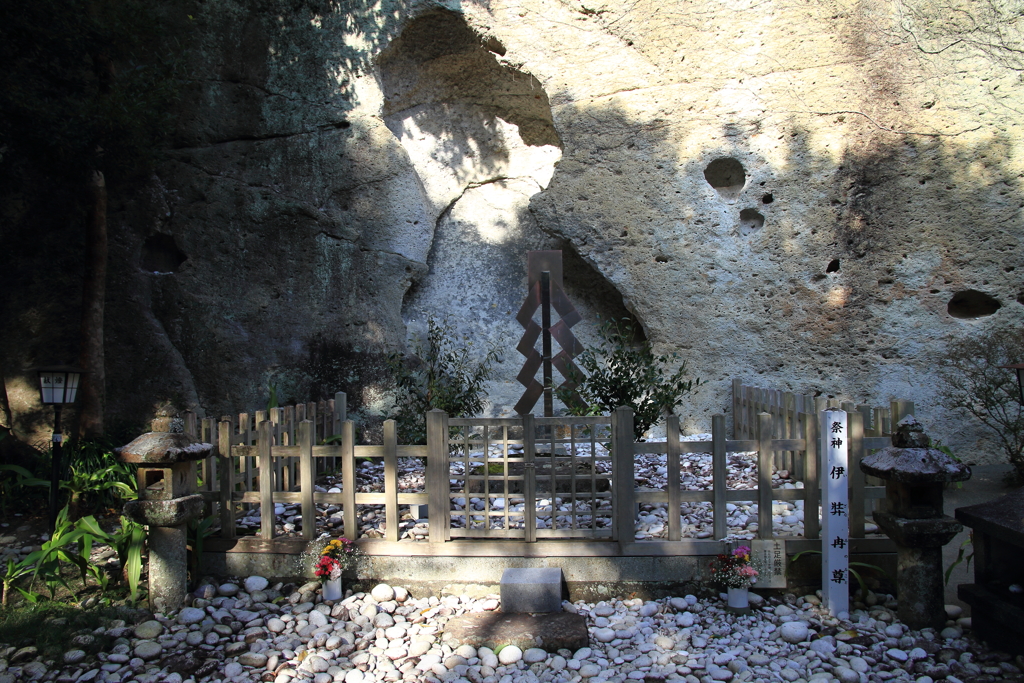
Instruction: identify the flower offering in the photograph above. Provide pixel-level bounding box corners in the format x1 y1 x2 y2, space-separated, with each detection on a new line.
708 545 761 588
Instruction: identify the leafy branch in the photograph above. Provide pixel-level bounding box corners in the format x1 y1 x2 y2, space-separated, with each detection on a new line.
556 317 700 441
938 327 1024 484
388 316 499 444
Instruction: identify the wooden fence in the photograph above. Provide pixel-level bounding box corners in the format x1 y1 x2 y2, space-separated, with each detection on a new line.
188 391 896 559
733 378 914 447
732 379 912 537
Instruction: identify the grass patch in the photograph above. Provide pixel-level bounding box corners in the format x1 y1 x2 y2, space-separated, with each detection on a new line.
0 602 147 657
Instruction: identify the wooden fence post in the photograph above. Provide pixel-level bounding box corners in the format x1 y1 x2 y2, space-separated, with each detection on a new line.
284 405 295 445
523 414 537 543
612 406 635 547
284 405 296 486
426 410 448 544
891 400 914 426
872 407 887 437
803 411 820 540
332 392 347 473
259 420 275 541
712 414 727 540
857 405 873 435
218 419 235 539
184 412 197 438
783 392 797 474
848 410 866 539
341 419 357 542
666 415 681 542
200 417 216 494
756 412 773 540
732 379 742 439
299 420 315 541
384 419 399 542
269 408 283 492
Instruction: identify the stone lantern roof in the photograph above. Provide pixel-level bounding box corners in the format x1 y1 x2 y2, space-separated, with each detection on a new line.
116 432 212 464
860 416 971 485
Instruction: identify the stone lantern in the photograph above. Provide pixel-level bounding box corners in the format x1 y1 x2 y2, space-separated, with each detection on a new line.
860 416 971 630
117 431 211 613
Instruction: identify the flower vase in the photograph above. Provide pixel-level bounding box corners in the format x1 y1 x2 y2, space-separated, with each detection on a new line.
727 586 749 610
323 577 343 601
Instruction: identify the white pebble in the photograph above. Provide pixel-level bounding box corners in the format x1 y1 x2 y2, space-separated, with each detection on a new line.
371 584 396 602
498 645 523 664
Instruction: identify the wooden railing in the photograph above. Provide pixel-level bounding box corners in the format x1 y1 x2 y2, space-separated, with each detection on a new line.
186 392 896 557
733 378 914 444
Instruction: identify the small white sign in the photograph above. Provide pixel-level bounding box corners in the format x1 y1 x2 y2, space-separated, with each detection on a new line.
751 538 787 589
821 409 850 617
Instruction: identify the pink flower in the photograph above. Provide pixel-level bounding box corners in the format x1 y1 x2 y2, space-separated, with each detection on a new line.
739 565 758 578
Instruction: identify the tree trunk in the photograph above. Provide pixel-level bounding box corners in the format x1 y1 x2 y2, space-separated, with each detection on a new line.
77 170 107 440
0 372 13 433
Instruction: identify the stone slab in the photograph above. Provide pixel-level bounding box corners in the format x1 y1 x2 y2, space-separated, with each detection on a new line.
501 567 563 613
958 583 1024 656
442 612 588 652
955 489 1024 547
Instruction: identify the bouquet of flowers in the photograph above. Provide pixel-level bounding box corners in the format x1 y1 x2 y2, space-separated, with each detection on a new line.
311 536 356 582
708 545 760 588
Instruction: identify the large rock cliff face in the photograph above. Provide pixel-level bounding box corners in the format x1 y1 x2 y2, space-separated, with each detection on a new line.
3 0 1022 461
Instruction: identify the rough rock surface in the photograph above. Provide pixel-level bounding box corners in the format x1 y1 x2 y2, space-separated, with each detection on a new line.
3 0 1024 463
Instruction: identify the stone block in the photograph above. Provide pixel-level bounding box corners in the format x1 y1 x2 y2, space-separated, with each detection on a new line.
442 612 588 652
501 567 564 613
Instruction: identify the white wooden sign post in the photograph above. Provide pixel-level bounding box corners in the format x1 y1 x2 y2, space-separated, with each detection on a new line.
821 409 850 616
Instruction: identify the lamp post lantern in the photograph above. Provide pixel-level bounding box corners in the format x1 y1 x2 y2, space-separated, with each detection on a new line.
34 365 84 532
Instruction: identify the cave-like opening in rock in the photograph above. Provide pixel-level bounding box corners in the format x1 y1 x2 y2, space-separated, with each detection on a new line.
947 290 1001 319
379 10 644 414
141 233 187 274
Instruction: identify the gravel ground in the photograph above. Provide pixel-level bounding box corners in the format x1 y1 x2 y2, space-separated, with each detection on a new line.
1 577 1020 683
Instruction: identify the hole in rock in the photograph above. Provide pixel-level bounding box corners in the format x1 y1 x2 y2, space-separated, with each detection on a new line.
704 157 746 202
738 208 764 236
947 290 1002 319
484 36 506 55
655 254 670 263
141 233 187 273
762 193 774 204
826 259 840 273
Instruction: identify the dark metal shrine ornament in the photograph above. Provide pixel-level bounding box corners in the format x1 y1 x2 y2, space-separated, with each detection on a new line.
514 250 585 416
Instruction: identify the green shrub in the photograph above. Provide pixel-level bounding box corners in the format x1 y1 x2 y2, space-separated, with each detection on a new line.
388 316 498 444
63 440 137 518
938 328 1024 484
556 318 700 441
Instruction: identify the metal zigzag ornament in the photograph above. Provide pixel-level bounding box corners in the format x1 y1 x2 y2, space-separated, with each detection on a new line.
513 250 585 416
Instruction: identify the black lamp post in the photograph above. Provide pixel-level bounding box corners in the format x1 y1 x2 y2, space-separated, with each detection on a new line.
34 366 84 533
999 363 1024 405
